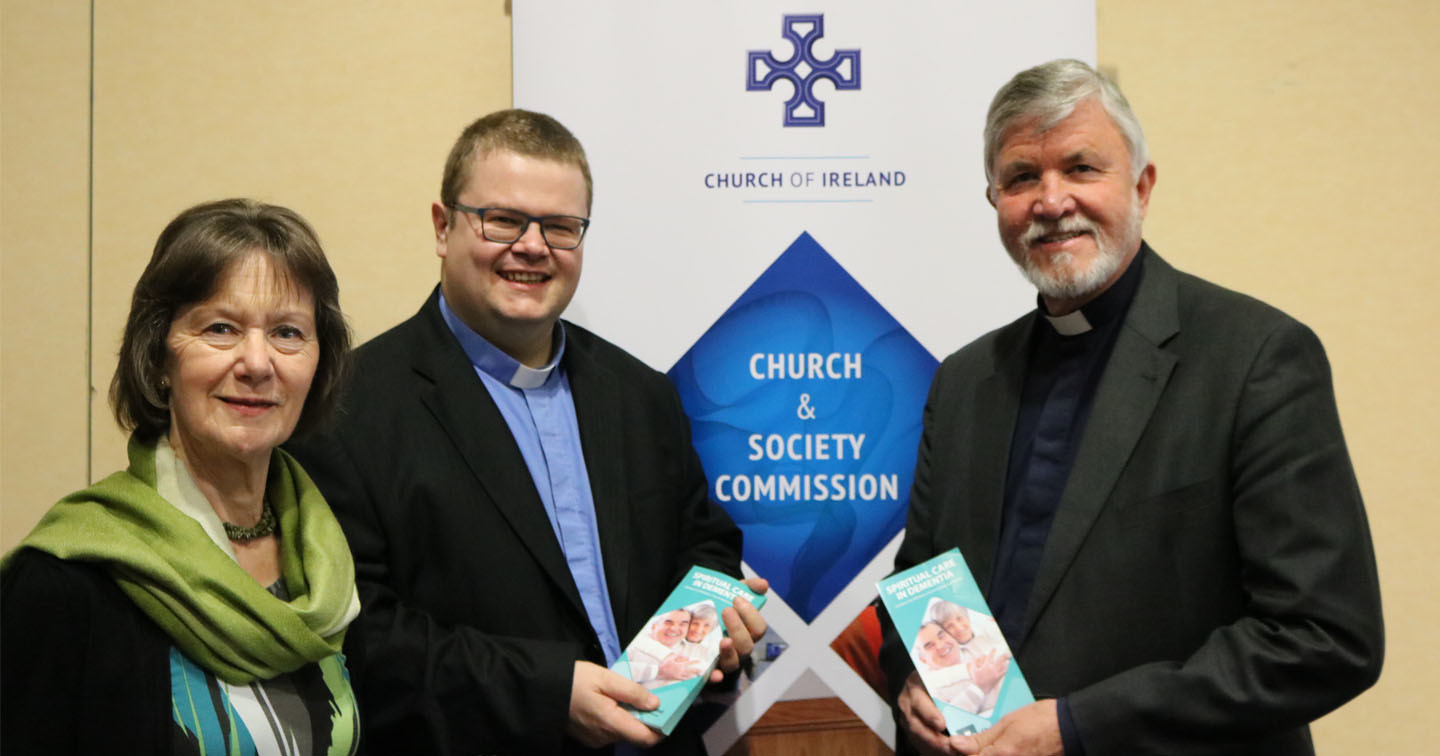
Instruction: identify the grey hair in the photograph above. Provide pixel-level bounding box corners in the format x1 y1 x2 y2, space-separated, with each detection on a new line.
924 599 969 626
686 601 719 624
983 59 1149 197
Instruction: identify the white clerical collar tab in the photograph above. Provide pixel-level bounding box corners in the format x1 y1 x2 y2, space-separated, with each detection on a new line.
507 363 552 390
1045 309 1093 336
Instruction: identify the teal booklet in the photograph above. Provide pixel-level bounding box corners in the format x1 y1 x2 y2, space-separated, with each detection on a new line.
877 548 1034 735
610 565 767 734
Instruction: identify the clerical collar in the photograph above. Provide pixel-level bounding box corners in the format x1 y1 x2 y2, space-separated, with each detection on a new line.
1039 247 1146 337
438 292 565 389
1044 309 1092 336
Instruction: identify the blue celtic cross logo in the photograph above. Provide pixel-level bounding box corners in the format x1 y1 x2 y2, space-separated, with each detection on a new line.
747 14 860 127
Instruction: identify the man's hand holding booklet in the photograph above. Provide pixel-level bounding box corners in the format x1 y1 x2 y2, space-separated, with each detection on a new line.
879 548 1034 736
610 566 768 735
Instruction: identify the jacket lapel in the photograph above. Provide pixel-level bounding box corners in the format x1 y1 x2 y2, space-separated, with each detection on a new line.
410 293 587 617
563 330 634 627
1020 251 1181 639
965 319 1034 593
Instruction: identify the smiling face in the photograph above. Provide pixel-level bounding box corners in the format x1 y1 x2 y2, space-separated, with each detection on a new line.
651 609 691 649
942 612 974 644
165 253 318 469
433 149 588 367
990 98 1155 313
917 622 964 669
686 613 715 643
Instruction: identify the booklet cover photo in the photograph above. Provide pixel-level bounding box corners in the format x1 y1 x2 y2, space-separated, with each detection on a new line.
878 548 1034 735
611 565 767 735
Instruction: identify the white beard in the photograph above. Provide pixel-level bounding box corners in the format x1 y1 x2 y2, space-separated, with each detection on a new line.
1008 197 1143 303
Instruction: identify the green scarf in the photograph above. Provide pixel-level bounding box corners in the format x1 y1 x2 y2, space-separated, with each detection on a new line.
2 436 359 684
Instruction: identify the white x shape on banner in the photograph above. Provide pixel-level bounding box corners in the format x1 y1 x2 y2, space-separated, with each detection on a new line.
704 532 903 753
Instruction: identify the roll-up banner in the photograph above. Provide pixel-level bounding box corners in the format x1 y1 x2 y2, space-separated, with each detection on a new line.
514 2 1094 748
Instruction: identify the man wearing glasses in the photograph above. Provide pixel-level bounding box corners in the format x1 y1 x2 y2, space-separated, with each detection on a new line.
289 110 766 755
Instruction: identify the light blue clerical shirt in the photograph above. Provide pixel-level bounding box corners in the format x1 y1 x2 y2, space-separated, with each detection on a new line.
439 293 625 664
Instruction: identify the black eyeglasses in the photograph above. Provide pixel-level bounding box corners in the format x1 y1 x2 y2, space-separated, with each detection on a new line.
447 203 591 250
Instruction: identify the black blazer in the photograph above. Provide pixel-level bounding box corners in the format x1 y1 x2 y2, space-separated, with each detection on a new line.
288 290 742 756
2 552 175 755
880 247 1382 755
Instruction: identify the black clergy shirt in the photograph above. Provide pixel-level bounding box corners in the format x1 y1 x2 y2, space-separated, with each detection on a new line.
988 249 1146 755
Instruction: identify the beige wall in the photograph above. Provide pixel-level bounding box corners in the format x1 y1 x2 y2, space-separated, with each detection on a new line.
2 2 1434 752
83 0 514 476
2 0 92 552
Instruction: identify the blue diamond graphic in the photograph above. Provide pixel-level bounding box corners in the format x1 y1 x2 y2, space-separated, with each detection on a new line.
669 232 937 622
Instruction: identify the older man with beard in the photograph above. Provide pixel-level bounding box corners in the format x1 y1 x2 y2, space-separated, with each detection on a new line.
879 59 1382 756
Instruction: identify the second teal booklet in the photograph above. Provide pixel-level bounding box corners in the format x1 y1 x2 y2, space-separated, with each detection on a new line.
610 565 767 734
878 548 1034 735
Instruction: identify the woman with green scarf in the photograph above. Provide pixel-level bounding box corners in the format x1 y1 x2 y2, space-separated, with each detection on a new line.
3 199 362 755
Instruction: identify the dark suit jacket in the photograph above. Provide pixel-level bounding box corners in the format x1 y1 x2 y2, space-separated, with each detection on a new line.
879 246 1382 755
287 289 743 756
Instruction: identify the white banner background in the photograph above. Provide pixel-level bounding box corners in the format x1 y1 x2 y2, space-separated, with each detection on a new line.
515 1 1094 748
